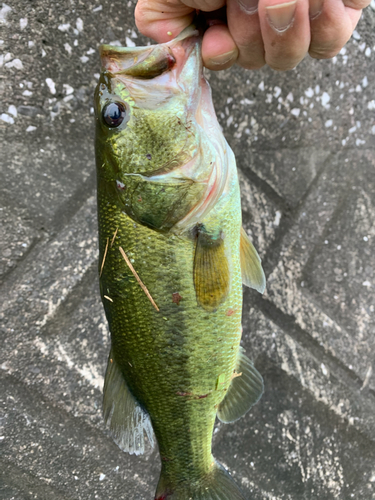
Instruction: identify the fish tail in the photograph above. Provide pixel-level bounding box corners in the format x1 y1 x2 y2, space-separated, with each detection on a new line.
155 461 247 500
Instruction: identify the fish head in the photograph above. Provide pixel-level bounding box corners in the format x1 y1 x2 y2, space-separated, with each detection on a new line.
94 26 202 174
95 26 231 232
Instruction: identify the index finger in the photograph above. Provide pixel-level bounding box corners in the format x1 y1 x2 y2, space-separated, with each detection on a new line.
135 0 195 42
135 0 226 42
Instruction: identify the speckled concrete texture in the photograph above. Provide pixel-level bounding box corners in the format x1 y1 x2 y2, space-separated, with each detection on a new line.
1 1 375 499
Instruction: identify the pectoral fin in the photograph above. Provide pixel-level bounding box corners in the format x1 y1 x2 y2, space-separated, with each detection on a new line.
240 227 266 294
193 228 230 312
217 347 263 424
103 348 154 455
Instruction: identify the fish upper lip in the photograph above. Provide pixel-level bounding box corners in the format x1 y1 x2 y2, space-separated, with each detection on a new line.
99 25 200 78
100 25 200 58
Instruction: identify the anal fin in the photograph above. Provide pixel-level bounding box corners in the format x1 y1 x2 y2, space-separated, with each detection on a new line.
103 348 155 455
217 347 263 424
240 227 266 294
193 227 230 312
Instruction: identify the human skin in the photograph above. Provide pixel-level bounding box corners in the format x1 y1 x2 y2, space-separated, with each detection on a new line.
135 0 370 71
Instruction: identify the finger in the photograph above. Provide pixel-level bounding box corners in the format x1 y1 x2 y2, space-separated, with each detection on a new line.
258 0 311 71
226 0 266 69
177 0 225 8
345 5 363 29
342 0 370 9
136 0 237 70
135 0 195 42
202 23 239 70
309 0 362 59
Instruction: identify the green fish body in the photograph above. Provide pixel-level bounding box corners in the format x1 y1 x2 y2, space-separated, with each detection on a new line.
94 26 266 500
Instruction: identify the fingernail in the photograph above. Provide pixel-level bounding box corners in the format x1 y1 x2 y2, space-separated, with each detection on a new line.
208 50 238 67
238 0 259 15
266 0 297 33
309 0 323 19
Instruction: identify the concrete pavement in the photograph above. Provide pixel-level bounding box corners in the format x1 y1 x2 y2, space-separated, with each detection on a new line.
1 1 375 498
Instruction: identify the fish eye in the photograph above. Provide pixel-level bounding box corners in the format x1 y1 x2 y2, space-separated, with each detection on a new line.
102 102 126 128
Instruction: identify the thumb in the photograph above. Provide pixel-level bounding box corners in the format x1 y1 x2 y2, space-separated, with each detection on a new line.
135 0 195 42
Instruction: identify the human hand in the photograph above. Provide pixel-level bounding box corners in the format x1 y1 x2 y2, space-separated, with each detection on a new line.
135 0 370 71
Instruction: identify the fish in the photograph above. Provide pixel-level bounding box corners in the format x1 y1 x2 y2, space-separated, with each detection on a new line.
94 24 266 500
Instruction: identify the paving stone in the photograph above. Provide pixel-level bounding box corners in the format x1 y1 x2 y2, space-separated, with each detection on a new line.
1 139 96 231
239 170 281 256
241 305 375 438
0 460 73 500
301 152 375 390
247 147 332 209
0 372 156 500
0 205 37 279
214 358 375 500
264 149 375 390
1 265 106 425
0 196 97 333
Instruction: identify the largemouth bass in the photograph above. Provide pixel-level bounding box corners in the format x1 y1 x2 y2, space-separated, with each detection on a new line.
94 25 266 500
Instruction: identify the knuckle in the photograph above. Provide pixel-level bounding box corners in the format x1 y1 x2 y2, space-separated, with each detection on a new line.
343 0 368 9
266 52 303 71
309 46 341 60
134 3 144 29
134 1 150 31
269 62 298 71
240 60 266 70
309 35 349 60
309 23 353 60
310 14 353 58
235 42 266 70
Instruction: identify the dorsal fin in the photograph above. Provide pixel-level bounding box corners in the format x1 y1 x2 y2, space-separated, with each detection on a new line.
240 227 266 294
217 347 263 423
103 348 154 455
193 227 230 312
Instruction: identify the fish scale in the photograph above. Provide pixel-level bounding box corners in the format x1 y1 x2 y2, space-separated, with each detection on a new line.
95 25 265 500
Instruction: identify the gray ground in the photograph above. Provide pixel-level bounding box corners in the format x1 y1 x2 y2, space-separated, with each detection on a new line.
1 1 375 499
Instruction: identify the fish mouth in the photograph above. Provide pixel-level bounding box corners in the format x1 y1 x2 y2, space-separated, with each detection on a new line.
99 25 200 79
